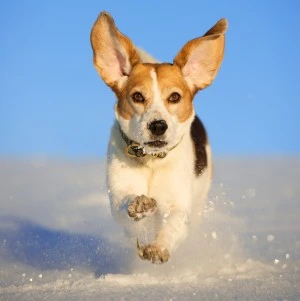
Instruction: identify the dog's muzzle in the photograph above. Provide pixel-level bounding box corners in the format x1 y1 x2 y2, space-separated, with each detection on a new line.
119 126 171 159
119 124 182 159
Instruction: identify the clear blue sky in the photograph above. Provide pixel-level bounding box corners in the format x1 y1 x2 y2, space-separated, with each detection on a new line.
1 1 300 157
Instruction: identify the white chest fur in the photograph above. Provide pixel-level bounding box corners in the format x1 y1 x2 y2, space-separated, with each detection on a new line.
106 121 212 256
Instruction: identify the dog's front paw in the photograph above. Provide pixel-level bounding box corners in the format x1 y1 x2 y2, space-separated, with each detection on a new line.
137 243 170 264
127 195 157 221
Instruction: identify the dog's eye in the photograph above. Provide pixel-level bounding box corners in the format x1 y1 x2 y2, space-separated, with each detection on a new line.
132 92 145 103
168 92 181 103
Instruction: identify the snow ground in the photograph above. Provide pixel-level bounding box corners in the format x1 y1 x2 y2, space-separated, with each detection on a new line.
0 157 299 300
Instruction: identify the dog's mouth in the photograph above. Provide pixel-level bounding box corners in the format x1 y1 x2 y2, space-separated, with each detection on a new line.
145 140 168 148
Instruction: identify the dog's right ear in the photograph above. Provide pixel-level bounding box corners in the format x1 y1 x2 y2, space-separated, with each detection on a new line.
90 12 140 90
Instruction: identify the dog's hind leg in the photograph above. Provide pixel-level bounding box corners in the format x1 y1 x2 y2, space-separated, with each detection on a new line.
137 208 189 264
137 167 193 264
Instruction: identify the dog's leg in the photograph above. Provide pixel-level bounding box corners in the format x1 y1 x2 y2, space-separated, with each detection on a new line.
137 208 189 264
137 170 193 264
107 155 157 228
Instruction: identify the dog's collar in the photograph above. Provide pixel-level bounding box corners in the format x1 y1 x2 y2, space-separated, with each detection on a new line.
119 127 180 159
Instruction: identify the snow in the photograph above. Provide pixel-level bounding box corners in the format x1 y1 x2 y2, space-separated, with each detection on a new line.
0 157 299 300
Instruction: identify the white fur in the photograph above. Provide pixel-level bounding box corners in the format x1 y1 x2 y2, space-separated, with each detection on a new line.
107 121 212 253
108 67 212 257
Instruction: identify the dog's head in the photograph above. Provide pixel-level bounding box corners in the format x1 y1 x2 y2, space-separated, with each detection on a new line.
91 12 227 155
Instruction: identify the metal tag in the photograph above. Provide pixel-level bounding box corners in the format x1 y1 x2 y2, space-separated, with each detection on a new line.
125 143 146 158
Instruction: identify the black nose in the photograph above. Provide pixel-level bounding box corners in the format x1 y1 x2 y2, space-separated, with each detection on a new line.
148 120 168 136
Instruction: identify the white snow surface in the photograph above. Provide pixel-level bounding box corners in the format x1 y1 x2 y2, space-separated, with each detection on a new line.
0 157 299 300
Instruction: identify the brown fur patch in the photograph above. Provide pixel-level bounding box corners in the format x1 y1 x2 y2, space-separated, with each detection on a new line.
155 64 194 122
115 63 194 122
115 64 154 120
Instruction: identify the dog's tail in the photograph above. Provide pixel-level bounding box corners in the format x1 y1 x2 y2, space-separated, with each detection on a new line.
136 47 160 64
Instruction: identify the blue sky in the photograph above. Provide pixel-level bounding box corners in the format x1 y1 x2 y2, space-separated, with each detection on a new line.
1 1 300 157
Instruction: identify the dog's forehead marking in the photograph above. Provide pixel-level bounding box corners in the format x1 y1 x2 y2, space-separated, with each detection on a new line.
150 68 159 104
149 68 169 115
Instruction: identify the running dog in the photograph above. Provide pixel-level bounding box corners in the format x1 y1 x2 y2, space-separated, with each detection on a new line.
90 12 227 264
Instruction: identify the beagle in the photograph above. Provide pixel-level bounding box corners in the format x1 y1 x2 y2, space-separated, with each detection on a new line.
90 12 227 264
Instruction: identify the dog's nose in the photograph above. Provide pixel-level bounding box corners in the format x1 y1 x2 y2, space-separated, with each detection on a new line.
148 120 168 136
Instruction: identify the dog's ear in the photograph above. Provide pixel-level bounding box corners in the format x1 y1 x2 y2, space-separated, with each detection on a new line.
90 11 140 90
174 18 228 93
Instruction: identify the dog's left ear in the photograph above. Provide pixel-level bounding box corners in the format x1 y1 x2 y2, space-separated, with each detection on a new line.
174 18 228 93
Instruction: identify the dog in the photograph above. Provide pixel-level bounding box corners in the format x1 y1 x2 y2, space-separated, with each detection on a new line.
90 11 227 264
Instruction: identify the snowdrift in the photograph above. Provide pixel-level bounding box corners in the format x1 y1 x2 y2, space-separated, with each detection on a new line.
0 157 299 300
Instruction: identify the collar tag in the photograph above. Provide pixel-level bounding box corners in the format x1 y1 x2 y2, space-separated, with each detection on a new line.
125 143 146 158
